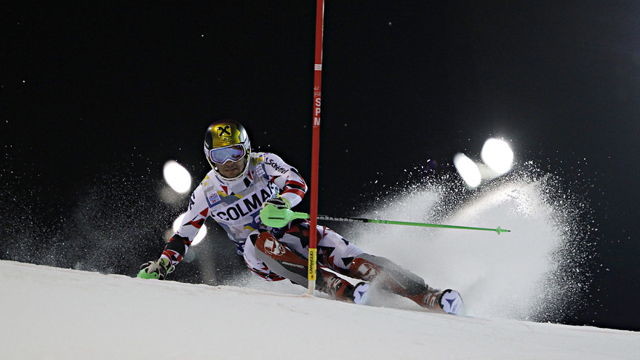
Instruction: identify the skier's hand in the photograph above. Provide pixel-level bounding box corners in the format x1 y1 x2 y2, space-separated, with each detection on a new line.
264 195 290 210
260 195 293 228
137 257 174 280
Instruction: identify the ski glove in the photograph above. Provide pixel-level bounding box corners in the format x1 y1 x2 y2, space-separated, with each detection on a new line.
264 195 291 210
137 257 175 280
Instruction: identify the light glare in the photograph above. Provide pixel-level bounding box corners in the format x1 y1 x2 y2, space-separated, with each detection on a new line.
481 138 514 175
172 213 207 246
192 226 207 246
163 160 192 194
172 213 186 232
453 153 482 188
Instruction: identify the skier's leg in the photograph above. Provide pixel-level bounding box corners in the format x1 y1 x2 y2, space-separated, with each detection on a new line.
279 220 460 312
279 220 364 274
268 221 460 312
264 221 462 313
242 232 286 281
347 253 429 295
250 231 368 303
249 230 308 285
347 253 463 314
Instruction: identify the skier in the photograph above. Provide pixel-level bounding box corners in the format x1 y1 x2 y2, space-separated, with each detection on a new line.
138 120 463 314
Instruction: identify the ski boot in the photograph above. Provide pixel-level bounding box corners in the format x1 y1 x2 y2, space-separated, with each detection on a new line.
415 288 464 315
319 271 370 305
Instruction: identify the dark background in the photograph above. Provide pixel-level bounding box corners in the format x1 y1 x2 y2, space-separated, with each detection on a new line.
2 1 639 331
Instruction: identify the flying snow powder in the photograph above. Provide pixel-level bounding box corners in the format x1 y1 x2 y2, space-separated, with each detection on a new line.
346 165 592 322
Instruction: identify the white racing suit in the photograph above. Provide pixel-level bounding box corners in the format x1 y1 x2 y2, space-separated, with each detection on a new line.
161 152 359 280
160 152 450 310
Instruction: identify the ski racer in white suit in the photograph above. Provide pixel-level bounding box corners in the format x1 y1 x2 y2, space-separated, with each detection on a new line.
138 120 463 314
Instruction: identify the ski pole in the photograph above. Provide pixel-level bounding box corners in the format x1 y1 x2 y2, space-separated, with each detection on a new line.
316 215 510 234
260 204 511 235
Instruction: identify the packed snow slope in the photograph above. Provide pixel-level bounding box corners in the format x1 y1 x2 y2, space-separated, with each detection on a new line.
1 261 637 360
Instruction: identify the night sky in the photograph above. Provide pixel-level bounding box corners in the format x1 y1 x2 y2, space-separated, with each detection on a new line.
3 1 640 331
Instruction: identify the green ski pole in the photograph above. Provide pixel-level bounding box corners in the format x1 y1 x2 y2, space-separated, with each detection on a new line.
259 204 511 235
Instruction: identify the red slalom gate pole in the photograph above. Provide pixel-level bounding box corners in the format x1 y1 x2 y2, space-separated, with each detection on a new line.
308 0 325 294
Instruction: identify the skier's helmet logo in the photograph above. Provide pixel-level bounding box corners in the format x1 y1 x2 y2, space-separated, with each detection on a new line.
217 125 232 137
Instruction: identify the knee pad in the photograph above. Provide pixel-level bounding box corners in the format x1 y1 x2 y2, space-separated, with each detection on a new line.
253 231 309 286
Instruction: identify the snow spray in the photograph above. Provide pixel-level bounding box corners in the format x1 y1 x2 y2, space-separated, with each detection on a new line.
343 164 594 322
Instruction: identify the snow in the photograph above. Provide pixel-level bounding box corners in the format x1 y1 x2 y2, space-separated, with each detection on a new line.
1 260 637 360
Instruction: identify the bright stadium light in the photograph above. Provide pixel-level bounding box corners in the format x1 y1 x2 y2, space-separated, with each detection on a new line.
163 160 192 194
453 153 482 188
481 138 514 175
172 213 207 246
192 226 207 246
172 213 187 232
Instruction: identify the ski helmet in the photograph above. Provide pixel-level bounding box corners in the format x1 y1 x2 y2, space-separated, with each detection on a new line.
203 120 251 181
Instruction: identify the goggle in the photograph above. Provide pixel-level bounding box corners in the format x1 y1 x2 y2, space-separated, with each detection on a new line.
209 144 246 164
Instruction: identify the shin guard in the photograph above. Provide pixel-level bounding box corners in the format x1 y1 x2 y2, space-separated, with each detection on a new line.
347 253 446 311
